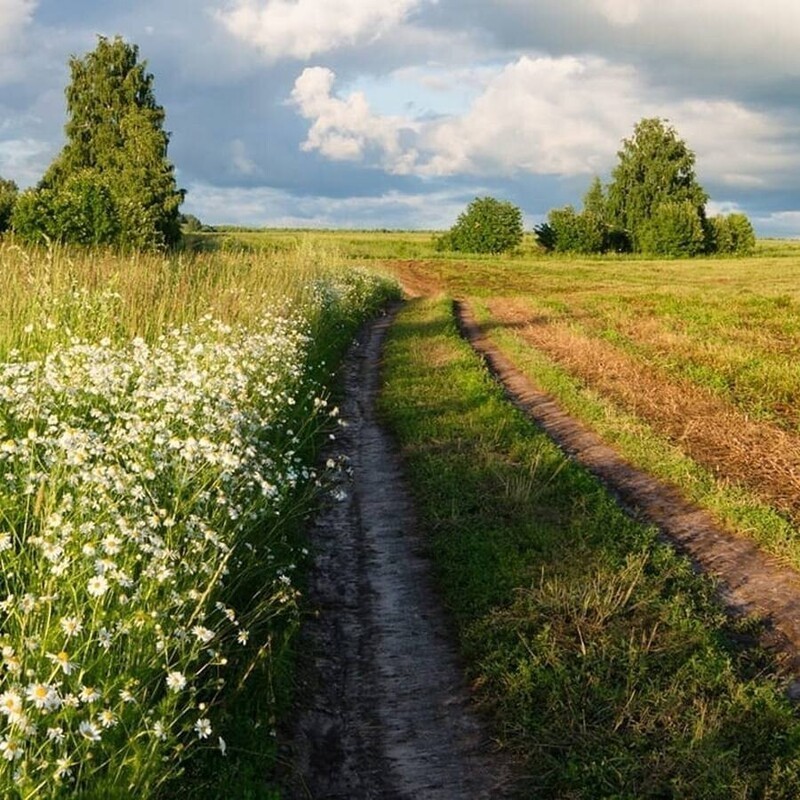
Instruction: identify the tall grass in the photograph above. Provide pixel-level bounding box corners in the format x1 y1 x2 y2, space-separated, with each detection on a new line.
0 238 398 798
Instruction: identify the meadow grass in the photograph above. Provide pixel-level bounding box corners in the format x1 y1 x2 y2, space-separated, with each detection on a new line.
379 297 800 799
0 238 399 798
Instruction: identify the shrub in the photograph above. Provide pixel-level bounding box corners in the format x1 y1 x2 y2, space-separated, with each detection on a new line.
442 196 523 254
12 171 119 246
0 178 18 233
638 200 707 257
542 206 619 254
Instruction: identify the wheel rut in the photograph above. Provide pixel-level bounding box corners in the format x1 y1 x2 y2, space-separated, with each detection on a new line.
286 306 511 799
455 298 800 680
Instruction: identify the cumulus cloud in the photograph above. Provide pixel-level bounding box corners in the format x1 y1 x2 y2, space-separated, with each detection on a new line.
289 56 799 189
467 0 800 89
215 0 429 61
290 66 420 174
0 0 36 49
183 181 475 228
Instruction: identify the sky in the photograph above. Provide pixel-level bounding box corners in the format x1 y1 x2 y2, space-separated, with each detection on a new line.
1 1 800 234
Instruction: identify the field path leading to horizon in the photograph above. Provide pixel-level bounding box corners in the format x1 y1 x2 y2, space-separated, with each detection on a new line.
384 256 800 673
286 306 511 799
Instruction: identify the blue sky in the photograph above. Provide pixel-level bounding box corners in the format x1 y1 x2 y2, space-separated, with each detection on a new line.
2 0 800 234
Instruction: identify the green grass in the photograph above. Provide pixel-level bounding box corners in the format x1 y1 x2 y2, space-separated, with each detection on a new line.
0 237 400 798
469 299 800 570
379 296 800 799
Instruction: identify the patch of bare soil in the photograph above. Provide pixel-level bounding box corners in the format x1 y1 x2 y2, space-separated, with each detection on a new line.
284 306 511 799
379 260 445 299
485 296 800 525
456 298 800 677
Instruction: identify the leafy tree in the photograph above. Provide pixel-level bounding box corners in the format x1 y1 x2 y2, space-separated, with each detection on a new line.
542 205 601 254
180 213 204 233
606 118 708 253
727 213 756 255
708 213 756 256
0 178 18 233
583 176 606 218
17 36 183 249
638 200 707 257
533 221 557 251
12 172 119 246
440 196 523 254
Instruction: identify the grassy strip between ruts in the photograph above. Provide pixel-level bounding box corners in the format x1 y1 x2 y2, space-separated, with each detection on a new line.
468 298 800 572
378 296 800 799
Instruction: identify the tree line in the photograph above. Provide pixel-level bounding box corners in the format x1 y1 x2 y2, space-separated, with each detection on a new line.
439 118 755 257
0 37 757 256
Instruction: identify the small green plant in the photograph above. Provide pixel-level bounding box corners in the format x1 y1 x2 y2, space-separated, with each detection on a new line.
438 196 523 254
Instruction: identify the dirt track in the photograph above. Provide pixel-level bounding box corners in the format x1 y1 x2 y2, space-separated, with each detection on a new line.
286 307 510 799
455 298 800 677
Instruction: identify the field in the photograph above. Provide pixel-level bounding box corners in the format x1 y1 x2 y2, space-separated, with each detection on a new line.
0 239 398 798
4 229 800 797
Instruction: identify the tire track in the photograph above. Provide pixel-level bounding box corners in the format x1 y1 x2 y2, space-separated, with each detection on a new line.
455 298 800 680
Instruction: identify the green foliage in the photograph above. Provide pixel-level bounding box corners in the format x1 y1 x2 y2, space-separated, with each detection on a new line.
533 222 557 251
0 177 18 233
180 213 204 233
545 206 598 253
16 35 183 249
638 200 707 257
10 189 55 244
606 118 708 252
710 213 757 255
12 171 119 246
440 196 523 254
543 205 617 254
537 177 630 255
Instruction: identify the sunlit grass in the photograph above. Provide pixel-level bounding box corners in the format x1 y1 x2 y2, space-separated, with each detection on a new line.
379 297 800 798
0 237 399 798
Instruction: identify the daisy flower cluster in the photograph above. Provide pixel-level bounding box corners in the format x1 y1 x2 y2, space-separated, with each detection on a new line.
0 267 396 797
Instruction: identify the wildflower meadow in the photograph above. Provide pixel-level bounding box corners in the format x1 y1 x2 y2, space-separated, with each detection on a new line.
0 240 398 797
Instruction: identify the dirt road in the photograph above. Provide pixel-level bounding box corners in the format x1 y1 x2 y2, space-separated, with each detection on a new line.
455 298 800 677
286 307 510 799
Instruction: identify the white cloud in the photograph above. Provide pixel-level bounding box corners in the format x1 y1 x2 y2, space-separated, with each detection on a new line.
0 0 36 49
230 139 257 175
751 211 800 238
215 0 428 61
289 56 800 190
0 137 53 186
183 181 476 228
290 66 420 174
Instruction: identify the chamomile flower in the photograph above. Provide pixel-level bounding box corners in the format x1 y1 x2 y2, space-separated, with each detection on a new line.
165 671 186 692
0 737 22 761
87 575 109 598
79 721 101 742
47 650 77 675
194 718 212 739
26 682 60 711
0 691 22 721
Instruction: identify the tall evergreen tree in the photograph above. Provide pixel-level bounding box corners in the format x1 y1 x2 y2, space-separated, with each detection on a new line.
606 118 708 253
34 36 183 248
